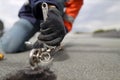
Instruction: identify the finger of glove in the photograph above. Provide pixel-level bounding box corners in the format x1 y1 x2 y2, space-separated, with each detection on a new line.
41 15 58 30
40 27 56 35
47 10 65 30
40 9 58 30
40 20 65 35
43 36 64 46
40 20 52 30
44 9 61 27
33 40 43 49
48 7 61 19
38 30 60 41
41 8 62 30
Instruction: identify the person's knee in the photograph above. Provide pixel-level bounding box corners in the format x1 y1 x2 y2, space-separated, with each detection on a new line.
14 18 34 32
3 47 17 53
1 19 34 53
1 39 19 53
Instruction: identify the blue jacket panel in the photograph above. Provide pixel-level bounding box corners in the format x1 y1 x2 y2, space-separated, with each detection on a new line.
18 0 65 25
29 0 58 9
18 3 38 25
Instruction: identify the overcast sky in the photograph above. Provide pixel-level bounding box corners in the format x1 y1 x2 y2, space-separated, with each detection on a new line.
0 0 120 32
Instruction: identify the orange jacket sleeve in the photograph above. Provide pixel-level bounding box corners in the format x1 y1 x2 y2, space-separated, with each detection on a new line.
64 0 83 32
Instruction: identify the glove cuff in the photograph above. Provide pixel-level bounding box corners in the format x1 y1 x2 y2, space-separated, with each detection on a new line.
64 20 72 32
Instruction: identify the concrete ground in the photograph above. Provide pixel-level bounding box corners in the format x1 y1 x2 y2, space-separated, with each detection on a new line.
0 33 120 80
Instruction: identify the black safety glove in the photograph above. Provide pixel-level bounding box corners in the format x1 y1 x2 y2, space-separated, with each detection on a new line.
33 40 44 49
38 7 67 46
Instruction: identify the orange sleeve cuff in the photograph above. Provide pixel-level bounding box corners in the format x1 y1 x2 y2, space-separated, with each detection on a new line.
64 20 72 32
65 0 83 18
64 0 83 32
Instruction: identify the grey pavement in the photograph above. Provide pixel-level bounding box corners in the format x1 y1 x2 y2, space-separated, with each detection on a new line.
0 33 120 80
93 30 120 38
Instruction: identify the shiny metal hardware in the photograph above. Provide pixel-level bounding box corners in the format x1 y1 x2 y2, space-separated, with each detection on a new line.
29 2 55 70
41 2 48 21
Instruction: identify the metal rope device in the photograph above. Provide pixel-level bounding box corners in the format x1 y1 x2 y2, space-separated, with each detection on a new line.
29 2 58 70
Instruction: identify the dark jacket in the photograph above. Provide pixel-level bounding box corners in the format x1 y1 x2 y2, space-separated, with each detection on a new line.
18 0 83 32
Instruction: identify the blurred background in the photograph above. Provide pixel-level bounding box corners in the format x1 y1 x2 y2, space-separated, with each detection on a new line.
1 1 120 80
0 0 120 33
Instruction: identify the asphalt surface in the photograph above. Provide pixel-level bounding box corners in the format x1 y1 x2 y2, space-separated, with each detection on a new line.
0 33 120 80
93 30 120 38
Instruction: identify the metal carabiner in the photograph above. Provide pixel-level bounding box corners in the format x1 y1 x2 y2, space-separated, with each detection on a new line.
29 2 59 70
41 2 48 21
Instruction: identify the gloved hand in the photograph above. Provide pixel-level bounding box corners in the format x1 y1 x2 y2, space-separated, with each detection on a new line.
33 40 43 49
38 7 67 46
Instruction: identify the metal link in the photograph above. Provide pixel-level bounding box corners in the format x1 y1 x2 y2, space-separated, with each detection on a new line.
29 2 61 70
42 2 48 21
29 2 55 70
